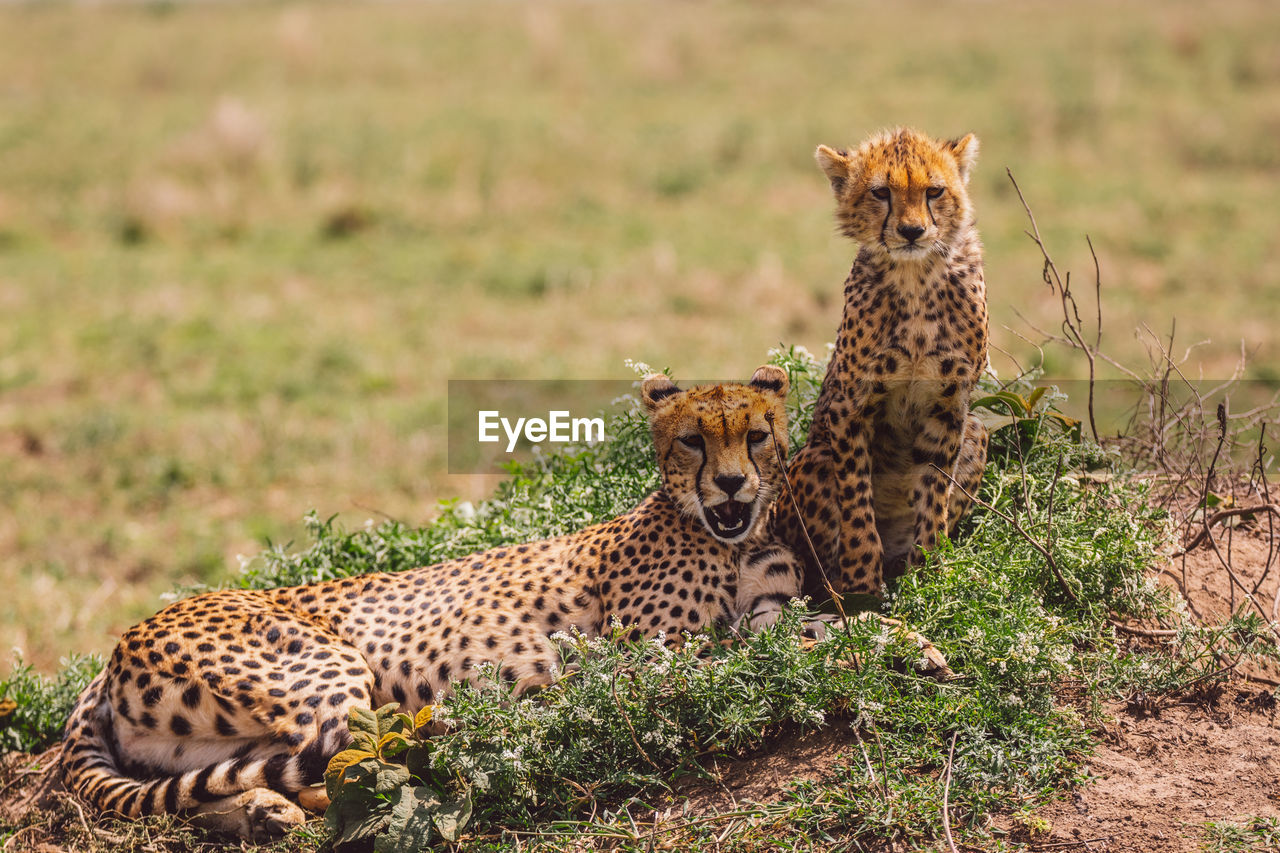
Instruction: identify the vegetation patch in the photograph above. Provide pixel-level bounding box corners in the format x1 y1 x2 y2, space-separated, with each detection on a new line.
6 348 1270 851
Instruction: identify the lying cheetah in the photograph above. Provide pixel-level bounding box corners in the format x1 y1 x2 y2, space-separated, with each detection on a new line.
59 367 817 839
775 127 990 597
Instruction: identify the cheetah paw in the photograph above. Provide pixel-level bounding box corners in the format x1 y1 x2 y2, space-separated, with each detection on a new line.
244 789 308 840
192 788 307 841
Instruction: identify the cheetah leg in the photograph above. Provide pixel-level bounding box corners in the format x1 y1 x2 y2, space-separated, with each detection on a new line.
734 544 802 631
831 425 885 594
946 414 989 536
94 604 382 840
779 423 883 595
734 544 833 639
852 612 956 681
735 547 956 680
905 402 968 567
777 442 844 596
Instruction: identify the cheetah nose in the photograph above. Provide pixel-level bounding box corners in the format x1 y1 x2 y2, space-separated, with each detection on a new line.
897 224 925 243
713 474 746 497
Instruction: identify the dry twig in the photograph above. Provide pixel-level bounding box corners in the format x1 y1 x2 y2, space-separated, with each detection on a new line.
941 730 960 853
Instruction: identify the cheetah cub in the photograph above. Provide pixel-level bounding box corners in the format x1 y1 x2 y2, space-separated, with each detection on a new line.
60 367 816 839
776 127 990 597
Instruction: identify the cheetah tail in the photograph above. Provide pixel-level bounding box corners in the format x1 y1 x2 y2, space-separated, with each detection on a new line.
60 671 312 818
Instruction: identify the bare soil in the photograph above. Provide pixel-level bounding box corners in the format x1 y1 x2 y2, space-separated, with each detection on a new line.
1022 685 1279 852
1165 521 1280 684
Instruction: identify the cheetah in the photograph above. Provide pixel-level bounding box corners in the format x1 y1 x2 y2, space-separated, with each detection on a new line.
775 127 990 597
59 367 818 839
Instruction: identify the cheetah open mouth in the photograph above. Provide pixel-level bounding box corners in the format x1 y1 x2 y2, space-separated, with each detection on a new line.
703 499 755 541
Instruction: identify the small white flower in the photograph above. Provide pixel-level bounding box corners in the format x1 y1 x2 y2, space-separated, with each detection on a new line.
623 358 653 377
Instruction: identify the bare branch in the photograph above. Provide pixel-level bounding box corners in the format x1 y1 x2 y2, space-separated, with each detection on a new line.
942 730 960 853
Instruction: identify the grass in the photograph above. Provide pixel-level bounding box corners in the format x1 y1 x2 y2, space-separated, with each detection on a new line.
5 349 1274 851
0 0 1278 669
1203 816 1280 853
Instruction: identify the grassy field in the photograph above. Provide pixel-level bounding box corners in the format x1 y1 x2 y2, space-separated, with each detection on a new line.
1 0 1278 671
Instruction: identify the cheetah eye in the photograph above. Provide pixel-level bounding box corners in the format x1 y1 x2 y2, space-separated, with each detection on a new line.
678 434 705 451
926 186 945 200
870 187 890 201
747 430 769 445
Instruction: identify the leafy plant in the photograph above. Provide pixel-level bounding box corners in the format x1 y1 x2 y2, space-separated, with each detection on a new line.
0 654 101 752
972 383 1083 444
323 704 472 852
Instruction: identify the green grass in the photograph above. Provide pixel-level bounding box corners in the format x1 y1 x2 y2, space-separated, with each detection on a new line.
1 0 1278 669
1203 817 1280 853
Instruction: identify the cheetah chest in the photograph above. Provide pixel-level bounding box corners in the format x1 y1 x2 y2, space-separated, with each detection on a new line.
867 311 972 431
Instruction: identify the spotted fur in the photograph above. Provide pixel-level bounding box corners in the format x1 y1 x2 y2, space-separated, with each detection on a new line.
775 127 990 596
60 366 809 838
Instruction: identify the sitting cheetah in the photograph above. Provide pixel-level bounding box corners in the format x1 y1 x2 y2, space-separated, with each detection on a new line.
775 127 990 597
59 367 820 839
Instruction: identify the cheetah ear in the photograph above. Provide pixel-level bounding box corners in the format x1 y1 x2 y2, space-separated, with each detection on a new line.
641 374 681 411
945 133 979 183
749 365 789 399
815 145 853 195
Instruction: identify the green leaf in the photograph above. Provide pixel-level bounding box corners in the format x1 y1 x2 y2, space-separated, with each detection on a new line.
373 786 440 853
972 409 1022 436
973 391 1031 417
341 756 412 796
413 705 436 731
324 748 377 799
433 791 474 843
1026 386 1048 410
374 702 404 737
379 733 412 760
1044 411 1082 438
324 782 389 849
348 706 380 753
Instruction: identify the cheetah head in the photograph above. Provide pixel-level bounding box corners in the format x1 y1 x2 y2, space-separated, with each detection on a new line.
814 127 978 262
641 365 789 545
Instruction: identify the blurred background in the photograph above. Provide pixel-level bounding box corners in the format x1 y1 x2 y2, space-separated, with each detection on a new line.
1 0 1277 670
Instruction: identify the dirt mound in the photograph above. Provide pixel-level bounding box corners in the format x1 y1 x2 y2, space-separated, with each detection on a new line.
1024 686 1279 852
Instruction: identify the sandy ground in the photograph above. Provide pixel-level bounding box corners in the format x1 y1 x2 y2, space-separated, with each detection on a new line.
1027 685 1278 852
